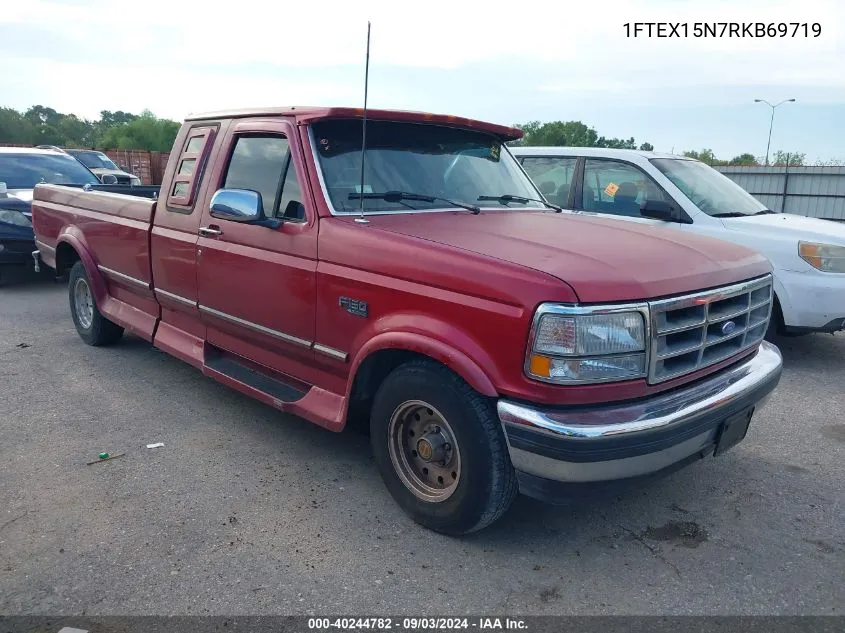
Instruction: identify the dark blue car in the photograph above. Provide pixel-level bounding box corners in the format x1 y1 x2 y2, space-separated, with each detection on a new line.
0 147 100 281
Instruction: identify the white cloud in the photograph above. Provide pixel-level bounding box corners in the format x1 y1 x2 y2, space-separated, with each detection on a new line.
0 0 843 158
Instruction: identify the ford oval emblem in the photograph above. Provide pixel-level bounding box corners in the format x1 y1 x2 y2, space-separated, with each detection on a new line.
721 320 737 335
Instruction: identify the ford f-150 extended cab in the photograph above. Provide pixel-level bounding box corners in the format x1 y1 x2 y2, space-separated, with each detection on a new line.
32 106 783 534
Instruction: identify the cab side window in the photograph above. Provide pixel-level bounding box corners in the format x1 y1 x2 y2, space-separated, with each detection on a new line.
278 157 305 221
521 156 577 207
221 134 306 222
580 159 671 218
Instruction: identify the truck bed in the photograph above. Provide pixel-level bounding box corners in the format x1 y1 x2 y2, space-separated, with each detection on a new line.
32 183 160 340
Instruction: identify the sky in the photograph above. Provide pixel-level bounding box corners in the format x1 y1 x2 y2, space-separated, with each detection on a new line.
1 0 843 161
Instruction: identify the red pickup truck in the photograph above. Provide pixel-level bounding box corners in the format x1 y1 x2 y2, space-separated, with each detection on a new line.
32 106 783 534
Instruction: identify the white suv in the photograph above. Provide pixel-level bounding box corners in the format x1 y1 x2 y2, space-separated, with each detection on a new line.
511 146 845 338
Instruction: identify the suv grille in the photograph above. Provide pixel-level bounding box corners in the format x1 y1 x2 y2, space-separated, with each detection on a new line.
648 275 773 384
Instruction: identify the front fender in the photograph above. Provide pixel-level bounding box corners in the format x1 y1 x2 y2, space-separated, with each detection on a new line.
347 314 502 397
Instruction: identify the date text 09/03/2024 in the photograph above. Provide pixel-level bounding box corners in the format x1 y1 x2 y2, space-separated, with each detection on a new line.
623 22 821 38
307 618 528 631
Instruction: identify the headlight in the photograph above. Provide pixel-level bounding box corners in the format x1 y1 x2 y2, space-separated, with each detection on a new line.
799 242 845 273
526 306 647 384
130 177 142 186
0 209 32 227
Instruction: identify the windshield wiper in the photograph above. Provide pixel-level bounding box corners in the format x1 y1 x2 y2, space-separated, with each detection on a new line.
477 194 563 212
349 190 480 214
711 209 778 218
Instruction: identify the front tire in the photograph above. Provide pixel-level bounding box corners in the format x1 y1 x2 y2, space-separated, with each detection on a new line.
68 261 124 346
370 359 517 535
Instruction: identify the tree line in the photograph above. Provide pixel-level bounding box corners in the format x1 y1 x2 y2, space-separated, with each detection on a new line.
0 105 179 152
510 120 829 166
0 106 832 166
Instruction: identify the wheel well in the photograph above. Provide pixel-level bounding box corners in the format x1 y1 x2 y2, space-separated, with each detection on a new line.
771 292 785 334
347 349 443 432
55 242 81 278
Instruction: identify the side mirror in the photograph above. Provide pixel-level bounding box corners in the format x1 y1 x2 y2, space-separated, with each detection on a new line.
640 199 692 224
210 188 281 228
101 174 119 185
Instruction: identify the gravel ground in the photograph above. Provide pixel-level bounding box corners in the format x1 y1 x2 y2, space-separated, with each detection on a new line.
0 274 842 616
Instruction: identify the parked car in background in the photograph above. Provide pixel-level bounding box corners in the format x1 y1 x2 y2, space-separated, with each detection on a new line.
512 146 845 338
0 147 100 282
31 106 782 534
35 146 142 186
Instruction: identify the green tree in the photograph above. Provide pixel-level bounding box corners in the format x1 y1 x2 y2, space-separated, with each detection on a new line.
728 153 759 166
57 114 96 148
771 151 804 167
682 149 727 165
512 120 652 150
515 120 599 147
0 107 36 144
639 142 654 151
596 136 637 149
98 110 180 151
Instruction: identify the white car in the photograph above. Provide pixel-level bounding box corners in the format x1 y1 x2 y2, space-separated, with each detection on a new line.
510 146 845 337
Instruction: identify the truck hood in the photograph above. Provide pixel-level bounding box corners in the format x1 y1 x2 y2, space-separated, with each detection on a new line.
90 168 132 177
724 213 845 245
366 210 771 303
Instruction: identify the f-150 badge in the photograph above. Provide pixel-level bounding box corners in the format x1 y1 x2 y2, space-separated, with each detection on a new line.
339 296 368 318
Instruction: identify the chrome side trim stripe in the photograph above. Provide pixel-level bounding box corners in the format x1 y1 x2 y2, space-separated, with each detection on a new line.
155 288 197 308
97 264 150 290
199 305 312 348
313 343 348 362
35 239 55 254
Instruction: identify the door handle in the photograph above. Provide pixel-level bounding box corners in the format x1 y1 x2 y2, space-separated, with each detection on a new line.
198 226 223 237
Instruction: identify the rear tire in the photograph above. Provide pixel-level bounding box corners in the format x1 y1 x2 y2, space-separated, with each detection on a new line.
68 261 124 346
369 359 517 535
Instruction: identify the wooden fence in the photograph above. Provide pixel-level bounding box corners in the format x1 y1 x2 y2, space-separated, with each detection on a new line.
99 150 170 185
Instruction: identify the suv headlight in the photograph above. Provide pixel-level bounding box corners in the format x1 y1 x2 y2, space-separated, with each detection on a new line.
799 241 845 273
0 209 32 227
130 177 142 186
526 304 648 384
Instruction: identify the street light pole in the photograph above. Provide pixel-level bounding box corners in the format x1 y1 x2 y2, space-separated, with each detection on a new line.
754 98 796 166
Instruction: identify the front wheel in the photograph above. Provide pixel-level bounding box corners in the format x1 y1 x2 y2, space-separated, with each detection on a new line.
370 359 518 535
68 261 124 346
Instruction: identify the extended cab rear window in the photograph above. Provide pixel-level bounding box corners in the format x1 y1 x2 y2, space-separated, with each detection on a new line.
167 126 216 212
310 119 539 214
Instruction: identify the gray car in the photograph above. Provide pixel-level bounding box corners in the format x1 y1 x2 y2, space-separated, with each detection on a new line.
35 146 141 186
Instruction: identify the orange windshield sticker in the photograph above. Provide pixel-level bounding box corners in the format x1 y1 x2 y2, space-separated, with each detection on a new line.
604 182 619 197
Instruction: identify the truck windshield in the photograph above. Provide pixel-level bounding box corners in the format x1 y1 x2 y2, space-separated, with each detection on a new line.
70 151 119 171
650 158 768 217
0 153 101 189
310 119 542 214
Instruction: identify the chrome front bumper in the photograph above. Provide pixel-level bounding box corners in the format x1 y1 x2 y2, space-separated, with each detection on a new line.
497 341 783 495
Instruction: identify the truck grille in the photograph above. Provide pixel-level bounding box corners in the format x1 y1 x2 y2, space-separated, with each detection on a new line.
648 275 773 384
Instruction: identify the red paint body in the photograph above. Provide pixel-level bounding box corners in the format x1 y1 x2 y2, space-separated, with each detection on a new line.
31 107 773 431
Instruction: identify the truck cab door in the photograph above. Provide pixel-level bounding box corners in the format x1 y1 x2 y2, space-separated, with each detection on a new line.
194 118 319 381
151 123 221 368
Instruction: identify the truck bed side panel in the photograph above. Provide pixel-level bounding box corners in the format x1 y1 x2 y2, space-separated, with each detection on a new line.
32 184 160 340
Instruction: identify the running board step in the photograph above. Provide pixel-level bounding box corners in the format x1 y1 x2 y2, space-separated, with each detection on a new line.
205 355 307 403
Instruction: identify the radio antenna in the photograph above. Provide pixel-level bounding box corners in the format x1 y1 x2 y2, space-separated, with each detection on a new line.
355 21 372 224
